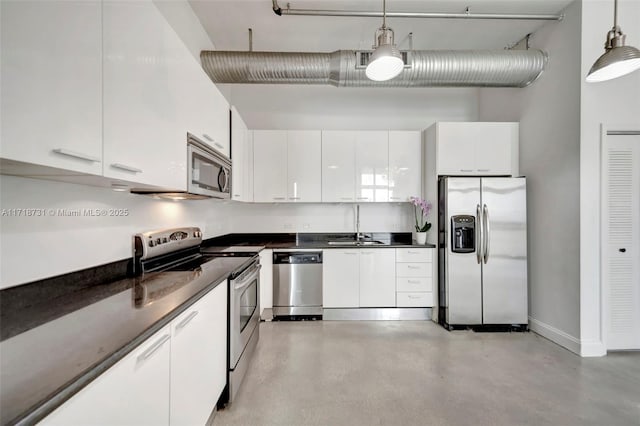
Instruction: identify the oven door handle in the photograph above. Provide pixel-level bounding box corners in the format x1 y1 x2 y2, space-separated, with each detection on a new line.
233 263 262 288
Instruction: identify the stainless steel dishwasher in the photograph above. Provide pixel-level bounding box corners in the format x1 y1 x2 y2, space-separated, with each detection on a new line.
273 250 323 319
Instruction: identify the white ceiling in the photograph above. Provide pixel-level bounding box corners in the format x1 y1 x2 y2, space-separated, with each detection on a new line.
187 0 574 130
189 0 573 52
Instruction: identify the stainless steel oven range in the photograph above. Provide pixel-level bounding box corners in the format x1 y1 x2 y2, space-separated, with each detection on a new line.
201 249 261 406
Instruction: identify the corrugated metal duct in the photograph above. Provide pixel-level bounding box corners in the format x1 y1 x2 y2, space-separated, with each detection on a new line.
200 49 548 88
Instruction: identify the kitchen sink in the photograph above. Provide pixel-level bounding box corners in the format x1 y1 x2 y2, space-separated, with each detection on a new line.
327 240 386 246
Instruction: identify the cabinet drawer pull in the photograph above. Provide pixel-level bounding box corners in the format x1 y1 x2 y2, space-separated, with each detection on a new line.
233 193 241 197
408 295 422 299
408 280 421 284
340 197 354 201
138 334 170 363
460 169 473 172
344 252 357 255
214 142 224 149
111 163 142 173
407 265 420 270
176 311 199 330
407 250 421 254
273 197 286 200
52 149 100 163
361 252 373 255
389 197 402 201
356 197 369 200
289 197 301 200
477 169 491 172
202 134 214 142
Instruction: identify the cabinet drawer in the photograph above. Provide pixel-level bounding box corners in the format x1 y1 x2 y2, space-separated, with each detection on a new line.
396 263 431 278
397 292 433 307
396 277 433 292
396 248 432 263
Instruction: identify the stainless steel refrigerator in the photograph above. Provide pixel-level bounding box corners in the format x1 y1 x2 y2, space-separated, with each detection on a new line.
438 177 528 329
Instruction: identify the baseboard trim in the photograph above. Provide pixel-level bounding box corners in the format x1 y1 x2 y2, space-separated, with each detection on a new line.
528 316 581 355
580 339 607 357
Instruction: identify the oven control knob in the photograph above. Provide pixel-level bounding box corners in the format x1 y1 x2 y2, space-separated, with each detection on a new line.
156 238 161 245
149 240 155 247
162 237 168 243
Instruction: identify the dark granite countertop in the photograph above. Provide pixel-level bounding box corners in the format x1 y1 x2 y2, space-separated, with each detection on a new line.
0 256 253 426
203 232 436 249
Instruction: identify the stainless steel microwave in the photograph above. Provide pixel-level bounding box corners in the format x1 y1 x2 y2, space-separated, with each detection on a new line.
131 133 231 200
187 134 231 199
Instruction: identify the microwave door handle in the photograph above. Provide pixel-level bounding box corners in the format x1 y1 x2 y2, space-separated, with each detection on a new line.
222 168 231 192
217 168 226 192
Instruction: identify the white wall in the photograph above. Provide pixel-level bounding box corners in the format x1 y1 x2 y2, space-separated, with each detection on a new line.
0 175 234 288
579 0 640 356
478 1 582 353
228 202 414 234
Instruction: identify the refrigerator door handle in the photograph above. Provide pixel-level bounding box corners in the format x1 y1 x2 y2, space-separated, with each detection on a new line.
483 204 491 264
476 204 483 264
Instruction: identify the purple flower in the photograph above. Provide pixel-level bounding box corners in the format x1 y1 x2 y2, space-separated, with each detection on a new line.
409 196 433 232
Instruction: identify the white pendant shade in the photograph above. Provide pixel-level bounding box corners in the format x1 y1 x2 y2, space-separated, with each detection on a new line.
365 44 404 81
586 46 640 82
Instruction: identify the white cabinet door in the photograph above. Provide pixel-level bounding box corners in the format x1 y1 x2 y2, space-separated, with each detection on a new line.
253 131 287 202
388 131 422 202
231 106 249 201
355 131 389 202
435 122 518 176
359 249 396 307
323 250 359 308
287 131 321 202
41 326 171 426
103 0 186 190
322 131 356 202
473 123 518 175
0 0 102 175
259 249 273 315
170 284 227 426
436 123 476 175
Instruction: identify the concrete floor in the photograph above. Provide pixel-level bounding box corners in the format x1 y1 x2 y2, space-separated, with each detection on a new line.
215 321 640 426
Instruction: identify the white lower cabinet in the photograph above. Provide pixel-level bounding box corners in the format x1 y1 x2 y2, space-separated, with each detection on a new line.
41 284 228 426
323 249 395 308
259 249 273 316
323 250 360 308
396 248 434 307
41 326 172 426
359 249 396 307
170 283 227 426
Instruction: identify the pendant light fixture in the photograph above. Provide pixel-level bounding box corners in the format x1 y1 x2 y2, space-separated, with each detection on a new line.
365 0 404 81
586 0 640 82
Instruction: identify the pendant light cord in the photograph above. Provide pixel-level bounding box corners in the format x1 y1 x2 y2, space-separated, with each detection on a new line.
382 0 387 29
613 0 618 29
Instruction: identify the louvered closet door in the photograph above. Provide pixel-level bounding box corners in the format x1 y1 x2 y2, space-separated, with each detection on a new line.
603 134 640 350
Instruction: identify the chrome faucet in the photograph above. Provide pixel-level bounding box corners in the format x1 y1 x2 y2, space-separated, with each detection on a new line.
355 204 370 242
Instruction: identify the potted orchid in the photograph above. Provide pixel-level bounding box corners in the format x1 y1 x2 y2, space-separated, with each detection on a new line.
409 196 433 244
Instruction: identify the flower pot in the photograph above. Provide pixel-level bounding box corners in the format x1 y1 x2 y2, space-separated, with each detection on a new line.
415 231 427 245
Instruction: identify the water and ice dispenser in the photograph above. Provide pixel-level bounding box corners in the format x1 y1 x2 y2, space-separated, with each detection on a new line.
451 215 476 253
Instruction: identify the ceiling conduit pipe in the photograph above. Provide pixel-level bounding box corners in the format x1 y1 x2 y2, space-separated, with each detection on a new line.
200 49 548 88
270 0 564 21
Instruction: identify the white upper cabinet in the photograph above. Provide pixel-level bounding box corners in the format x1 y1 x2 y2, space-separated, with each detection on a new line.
253 130 288 202
388 131 422 202
433 122 519 176
287 131 322 202
355 131 389 202
0 1 102 175
231 107 251 202
253 130 321 202
103 0 187 190
183 77 230 158
322 131 357 202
